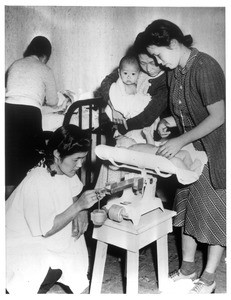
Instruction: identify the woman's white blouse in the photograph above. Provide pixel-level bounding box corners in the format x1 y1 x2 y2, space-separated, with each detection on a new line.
6 166 89 294
5 55 57 109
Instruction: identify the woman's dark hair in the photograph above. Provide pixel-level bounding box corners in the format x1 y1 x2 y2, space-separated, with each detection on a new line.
143 19 193 48
44 125 91 171
23 36 52 60
133 32 151 55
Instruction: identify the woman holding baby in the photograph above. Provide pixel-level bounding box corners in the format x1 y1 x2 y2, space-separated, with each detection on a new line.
100 35 171 137
138 19 225 294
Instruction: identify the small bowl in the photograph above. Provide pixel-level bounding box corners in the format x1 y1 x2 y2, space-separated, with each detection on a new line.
91 209 107 226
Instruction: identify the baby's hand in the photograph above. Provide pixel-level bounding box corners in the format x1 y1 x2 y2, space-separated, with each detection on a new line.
142 127 155 144
142 127 152 137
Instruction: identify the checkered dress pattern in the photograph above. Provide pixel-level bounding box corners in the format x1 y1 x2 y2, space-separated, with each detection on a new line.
170 49 226 246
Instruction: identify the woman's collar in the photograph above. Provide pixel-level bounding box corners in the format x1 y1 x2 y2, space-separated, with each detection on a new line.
141 69 164 80
174 48 199 77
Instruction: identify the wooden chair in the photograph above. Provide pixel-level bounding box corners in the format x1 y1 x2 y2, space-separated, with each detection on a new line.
63 97 108 187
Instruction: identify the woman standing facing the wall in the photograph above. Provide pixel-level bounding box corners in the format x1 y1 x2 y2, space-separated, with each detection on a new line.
139 19 225 294
5 36 59 198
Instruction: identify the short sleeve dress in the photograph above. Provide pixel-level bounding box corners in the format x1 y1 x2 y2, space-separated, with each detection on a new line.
6 165 89 294
169 48 226 247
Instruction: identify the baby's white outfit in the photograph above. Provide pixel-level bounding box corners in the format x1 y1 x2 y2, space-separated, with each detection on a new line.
106 73 155 143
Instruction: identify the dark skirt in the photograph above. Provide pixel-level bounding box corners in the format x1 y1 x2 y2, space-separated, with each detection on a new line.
173 164 226 247
5 103 45 186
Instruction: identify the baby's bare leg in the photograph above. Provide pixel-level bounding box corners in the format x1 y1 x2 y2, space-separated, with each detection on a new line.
175 150 193 168
128 143 158 154
116 136 137 148
170 157 190 170
190 159 202 173
173 150 202 172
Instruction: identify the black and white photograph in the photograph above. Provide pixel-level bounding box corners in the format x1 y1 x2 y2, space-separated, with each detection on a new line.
2 0 229 296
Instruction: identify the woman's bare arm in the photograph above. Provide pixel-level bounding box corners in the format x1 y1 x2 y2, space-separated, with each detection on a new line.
157 100 225 158
44 190 97 237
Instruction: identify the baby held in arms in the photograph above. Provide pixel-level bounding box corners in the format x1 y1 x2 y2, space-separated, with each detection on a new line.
105 55 155 143
106 55 151 121
116 128 202 174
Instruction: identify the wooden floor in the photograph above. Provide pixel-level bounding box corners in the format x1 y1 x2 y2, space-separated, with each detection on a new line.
47 231 227 294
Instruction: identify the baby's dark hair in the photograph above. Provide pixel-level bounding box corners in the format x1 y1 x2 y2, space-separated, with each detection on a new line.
119 55 140 71
44 125 91 171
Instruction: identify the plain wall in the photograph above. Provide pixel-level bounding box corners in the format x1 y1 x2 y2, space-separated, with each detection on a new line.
5 6 225 96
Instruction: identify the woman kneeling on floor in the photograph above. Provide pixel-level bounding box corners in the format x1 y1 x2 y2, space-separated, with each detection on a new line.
6 124 105 294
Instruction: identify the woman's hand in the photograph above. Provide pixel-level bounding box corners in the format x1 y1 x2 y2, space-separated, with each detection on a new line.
78 190 99 210
112 109 128 130
44 190 105 238
157 118 171 138
156 136 185 158
78 189 106 211
57 98 71 114
72 210 88 240
95 189 107 201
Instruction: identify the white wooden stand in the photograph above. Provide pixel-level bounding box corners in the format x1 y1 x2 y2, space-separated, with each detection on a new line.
90 207 176 294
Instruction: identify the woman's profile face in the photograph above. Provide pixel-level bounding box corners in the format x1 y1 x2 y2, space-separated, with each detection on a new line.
147 45 179 69
138 54 161 77
56 151 88 177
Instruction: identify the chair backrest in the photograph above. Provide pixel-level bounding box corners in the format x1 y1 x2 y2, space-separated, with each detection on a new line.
63 97 106 187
